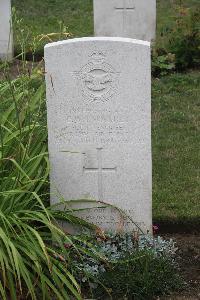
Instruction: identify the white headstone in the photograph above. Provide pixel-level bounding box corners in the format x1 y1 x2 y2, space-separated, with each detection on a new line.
94 0 156 42
45 37 152 233
0 0 13 61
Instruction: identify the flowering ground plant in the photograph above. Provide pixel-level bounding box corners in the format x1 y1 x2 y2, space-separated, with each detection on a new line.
53 231 183 299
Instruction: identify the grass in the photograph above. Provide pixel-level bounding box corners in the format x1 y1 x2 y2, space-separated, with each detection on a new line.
12 0 199 56
12 0 93 55
152 71 200 224
13 0 93 37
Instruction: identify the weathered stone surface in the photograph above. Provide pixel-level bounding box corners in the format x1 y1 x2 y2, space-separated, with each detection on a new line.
45 37 152 233
94 0 156 42
0 0 13 61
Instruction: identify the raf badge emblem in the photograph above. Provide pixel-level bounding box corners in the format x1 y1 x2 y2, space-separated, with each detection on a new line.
76 51 119 103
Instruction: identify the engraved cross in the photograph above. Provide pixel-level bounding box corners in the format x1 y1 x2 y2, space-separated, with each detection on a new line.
115 0 135 33
83 148 117 201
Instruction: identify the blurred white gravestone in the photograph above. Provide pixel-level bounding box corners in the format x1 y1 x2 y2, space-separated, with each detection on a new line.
45 37 152 233
94 0 156 42
0 0 13 61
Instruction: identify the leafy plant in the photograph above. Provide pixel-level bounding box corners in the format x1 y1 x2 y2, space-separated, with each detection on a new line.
152 51 175 76
153 3 200 76
152 5 200 76
0 63 101 299
64 233 183 300
96 251 182 300
167 6 200 70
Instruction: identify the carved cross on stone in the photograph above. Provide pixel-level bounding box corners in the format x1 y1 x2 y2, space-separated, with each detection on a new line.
115 0 135 33
83 148 117 201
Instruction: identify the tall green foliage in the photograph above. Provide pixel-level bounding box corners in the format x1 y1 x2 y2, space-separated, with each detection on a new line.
0 65 99 299
154 4 200 75
168 6 200 70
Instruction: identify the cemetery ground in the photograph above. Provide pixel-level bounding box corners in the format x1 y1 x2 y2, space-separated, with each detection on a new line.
0 60 199 298
12 0 199 58
0 0 199 299
10 0 200 229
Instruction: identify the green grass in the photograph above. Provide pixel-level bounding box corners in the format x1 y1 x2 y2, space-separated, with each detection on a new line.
12 0 199 55
156 0 200 49
12 0 93 54
152 71 200 223
13 0 93 37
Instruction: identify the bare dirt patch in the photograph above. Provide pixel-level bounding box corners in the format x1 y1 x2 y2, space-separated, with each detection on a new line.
160 234 200 300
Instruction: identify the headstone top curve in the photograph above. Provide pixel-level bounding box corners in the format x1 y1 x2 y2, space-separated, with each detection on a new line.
44 37 150 50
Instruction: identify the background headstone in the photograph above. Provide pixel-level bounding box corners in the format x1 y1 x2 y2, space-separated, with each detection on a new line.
45 37 152 233
94 0 156 42
0 0 13 61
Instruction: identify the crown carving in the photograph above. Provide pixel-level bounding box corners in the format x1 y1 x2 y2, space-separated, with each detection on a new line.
90 51 106 64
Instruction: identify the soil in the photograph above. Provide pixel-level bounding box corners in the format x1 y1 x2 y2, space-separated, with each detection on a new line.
159 233 200 300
